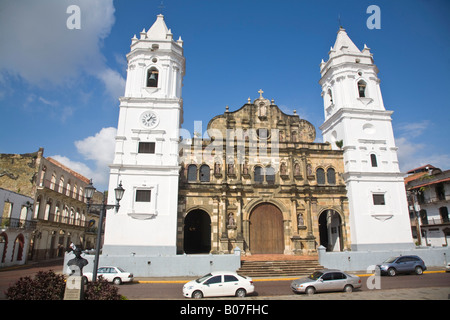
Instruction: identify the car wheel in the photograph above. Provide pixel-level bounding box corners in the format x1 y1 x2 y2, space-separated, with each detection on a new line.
305 286 315 295
113 277 122 285
415 266 423 275
344 285 353 293
235 288 246 298
388 268 396 276
192 290 203 299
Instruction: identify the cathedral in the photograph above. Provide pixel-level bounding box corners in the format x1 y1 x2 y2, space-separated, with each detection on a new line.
178 91 349 255
101 14 413 265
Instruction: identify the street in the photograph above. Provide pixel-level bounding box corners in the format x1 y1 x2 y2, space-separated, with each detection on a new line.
0 259 449 300
116 272 450 300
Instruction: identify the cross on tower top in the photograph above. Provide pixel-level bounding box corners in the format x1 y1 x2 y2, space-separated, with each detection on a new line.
158 1 165 14
258 89 264 98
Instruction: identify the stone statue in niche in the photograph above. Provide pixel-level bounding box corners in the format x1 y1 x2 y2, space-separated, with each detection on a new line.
258 102 267 117
297 213 304 227
227 213 236 229
228 163 235 175
294 163 301 176
242 162 249 175
307 163 313 176
280 162 287 176
214 162 221 174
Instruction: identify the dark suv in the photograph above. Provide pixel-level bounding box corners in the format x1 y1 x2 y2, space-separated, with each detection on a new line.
377 255 427 276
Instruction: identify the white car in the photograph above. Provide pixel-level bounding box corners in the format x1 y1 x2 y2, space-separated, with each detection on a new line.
446 263 450 272
183 271 254 299
83 266 134 285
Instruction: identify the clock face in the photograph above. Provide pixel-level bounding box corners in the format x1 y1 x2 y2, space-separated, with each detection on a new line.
140 111 158 128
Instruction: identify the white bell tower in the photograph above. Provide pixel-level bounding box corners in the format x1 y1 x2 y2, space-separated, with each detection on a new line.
319 27 413 250
103 14 185 255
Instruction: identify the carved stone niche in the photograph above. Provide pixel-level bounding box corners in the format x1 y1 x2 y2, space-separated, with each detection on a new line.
280 162 289 180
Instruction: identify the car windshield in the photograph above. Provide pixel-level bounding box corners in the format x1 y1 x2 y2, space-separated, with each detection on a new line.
196 273 212 283
117 267 125 272
308 271 323 280
383 257 397 263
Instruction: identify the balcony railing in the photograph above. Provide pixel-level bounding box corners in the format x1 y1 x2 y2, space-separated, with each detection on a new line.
421 217 450 225
0 217 37 231
42 213 89 228
40 179 86 203
418 195 450 205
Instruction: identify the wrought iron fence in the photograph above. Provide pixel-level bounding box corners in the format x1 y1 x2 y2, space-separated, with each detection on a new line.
0 217 37 230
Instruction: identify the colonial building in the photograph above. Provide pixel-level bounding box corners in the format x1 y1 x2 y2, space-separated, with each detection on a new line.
405 165 450 247
0 148 103 263
0 188 35 267
178 91 350 255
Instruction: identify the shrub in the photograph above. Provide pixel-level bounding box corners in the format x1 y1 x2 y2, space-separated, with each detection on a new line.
5 270 66 300
84 276 124 300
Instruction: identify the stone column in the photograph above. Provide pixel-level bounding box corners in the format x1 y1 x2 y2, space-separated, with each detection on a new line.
219 195 229 252
290 198 303 254
213 196 220 252
236 196 244 245
340 196 349 250
304 196 316 252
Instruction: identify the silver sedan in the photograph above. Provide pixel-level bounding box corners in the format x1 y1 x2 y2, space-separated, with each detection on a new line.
291 269 361 295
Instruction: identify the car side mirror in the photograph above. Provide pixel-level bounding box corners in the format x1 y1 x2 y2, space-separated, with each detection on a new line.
318 279 323 282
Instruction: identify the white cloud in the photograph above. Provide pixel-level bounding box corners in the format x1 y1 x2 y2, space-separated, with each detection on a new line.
395 121 450 172
73 127 117 188
395 136 426 171
49 155 95 181
51 127 117 190
0 0 124 100
97 68 126 100
396 120 430 138
75 127 117 167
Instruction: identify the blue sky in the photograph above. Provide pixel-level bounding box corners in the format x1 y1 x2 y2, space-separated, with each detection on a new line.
0 0 449 191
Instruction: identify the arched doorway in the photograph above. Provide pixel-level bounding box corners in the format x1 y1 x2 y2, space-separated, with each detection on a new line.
319 210 343 252
12 234 25 262
184 209 211 254
249 203 284 254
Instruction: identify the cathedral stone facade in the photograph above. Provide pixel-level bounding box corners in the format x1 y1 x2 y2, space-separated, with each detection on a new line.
103 15 414 273
178 91 350 255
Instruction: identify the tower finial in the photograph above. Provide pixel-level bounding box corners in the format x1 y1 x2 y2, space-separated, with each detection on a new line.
158 1 165 14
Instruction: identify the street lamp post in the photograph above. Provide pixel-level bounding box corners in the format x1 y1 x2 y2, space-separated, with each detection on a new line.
84 180 124 282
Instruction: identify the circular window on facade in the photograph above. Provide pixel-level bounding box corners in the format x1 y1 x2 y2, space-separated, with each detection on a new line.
363 123 376 135
256 128 270 140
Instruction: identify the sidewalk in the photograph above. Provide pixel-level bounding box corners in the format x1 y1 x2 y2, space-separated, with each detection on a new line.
240 287 450 300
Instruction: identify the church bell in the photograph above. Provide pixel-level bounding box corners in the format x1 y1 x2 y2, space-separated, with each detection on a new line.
147 72 158 87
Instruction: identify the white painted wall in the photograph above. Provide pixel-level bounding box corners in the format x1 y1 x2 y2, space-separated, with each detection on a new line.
103 15 184 255
319 28 414 250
